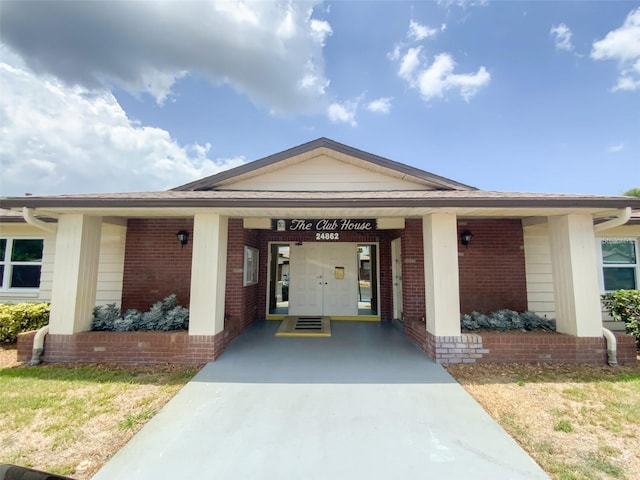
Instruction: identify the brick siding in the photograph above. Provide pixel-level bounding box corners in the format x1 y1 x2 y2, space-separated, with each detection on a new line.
458 219 527 314
399 219 425 322
223 219 260 347
399 218 528 324
121 218 194 311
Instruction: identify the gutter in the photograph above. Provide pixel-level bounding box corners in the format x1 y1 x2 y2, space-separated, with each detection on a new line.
594 207 631 232
4 196 640 210
22 207 57 233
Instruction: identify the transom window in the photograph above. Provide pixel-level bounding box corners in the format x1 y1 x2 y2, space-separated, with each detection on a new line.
0 238 44 289
599 239 638 291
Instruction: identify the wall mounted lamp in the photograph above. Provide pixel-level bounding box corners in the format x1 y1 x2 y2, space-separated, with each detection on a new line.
460 230 473 248
176 230 189 247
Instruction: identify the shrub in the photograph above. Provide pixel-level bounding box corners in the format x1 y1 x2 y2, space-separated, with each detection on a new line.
91 303 121 331
0 303 50 343
602 290 640 348
91 294 189 332
461 309 556 332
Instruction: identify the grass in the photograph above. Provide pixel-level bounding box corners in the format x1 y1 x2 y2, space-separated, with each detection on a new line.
2 344 638 480
446 362 640 480
0 358 199 479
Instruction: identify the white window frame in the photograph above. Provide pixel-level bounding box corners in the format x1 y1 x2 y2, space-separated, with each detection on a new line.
0 237 45 291
597 238 639 292
243 246 259 287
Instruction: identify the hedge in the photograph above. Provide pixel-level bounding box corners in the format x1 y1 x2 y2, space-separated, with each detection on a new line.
0 303 50 344
602 290 640 348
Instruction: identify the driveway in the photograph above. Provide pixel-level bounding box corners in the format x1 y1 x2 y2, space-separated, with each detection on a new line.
92 321 548 479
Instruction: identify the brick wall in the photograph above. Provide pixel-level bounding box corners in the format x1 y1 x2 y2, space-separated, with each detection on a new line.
398 218 528 326
122 218 194 311
18 330 223 365
20 326 635 366
223 219 260 348
400 219 425 322
458 219 527 314
401 321 637 365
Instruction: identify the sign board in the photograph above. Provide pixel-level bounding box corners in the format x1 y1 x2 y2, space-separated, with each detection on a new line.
272 219 377 232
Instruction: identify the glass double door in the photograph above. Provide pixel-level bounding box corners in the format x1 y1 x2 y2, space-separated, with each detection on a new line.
268 242 378 317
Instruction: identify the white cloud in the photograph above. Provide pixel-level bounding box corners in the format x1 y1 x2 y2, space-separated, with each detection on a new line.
608 143 625 153
396 49 490 102
550 23 574 52
408 20 439 41
416 54 490 101
392 16 489 103
399 47 423 82
327 101 358 127
0 63 244 196
591 7 640 91
0 0 330 113
366 97 393 114
437 0 488 9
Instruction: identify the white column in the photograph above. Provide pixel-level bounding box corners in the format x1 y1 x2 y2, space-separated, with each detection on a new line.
189 214 228 336
49 214 102 334
423 213 461 337
548 214 602 337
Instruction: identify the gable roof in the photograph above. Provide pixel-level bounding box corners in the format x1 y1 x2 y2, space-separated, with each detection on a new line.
171 137 477 192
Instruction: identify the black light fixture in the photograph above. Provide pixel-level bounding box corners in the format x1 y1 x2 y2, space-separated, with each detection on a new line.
461 230 473 248
176 230 189 247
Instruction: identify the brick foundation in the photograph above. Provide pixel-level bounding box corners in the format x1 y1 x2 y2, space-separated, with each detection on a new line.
402 319 637 365
17 330 223 365
17 325 637 366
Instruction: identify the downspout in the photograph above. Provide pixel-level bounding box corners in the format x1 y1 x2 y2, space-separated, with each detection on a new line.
602 328 618 366
594 208 631 367
22 207 55 365
29 325 49 365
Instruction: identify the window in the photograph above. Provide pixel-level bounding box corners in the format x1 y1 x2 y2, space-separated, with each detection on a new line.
599 239 638 291
0 238 44 289
243 246 259 286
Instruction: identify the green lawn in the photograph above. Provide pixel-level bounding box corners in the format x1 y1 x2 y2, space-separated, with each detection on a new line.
0 362 199 479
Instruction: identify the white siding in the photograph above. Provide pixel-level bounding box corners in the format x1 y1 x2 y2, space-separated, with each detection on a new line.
0 222 125 306
524 221 640 332
226 155 432 191
523 224 555 320
96 223 126 306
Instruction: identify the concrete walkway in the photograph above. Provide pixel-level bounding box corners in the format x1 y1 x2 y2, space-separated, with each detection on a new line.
92 321 549 480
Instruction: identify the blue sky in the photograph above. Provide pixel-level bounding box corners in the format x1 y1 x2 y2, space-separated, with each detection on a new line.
0 0 638 197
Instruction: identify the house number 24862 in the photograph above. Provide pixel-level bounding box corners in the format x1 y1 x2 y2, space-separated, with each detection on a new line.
316 232 340 240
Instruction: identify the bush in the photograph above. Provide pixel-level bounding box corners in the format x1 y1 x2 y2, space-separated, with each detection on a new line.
461 309 556 332
0 303 50 343
602 290 640 348
91 294 189 332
